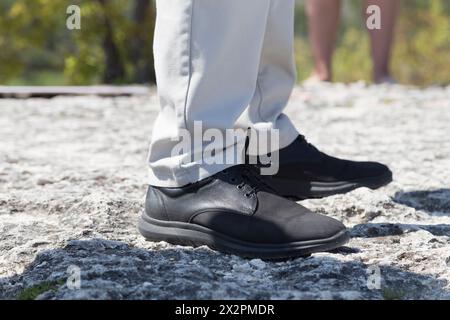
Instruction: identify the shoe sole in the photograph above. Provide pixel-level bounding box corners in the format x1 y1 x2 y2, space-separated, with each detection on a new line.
275 171 393 201
138 214 350 260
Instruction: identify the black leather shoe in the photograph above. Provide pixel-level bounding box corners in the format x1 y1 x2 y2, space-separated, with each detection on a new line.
139 165 349 259
261 135 393 200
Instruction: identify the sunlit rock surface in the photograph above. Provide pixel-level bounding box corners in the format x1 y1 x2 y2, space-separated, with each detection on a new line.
1 83 449 299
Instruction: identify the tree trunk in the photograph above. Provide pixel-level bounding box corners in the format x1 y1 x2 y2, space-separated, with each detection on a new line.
97 0 126 83
131 0 156 83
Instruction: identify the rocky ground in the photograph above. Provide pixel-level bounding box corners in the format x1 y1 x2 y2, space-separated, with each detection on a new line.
1 83 449 300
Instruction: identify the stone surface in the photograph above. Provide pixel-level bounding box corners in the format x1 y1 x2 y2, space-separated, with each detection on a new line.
1 83 450 299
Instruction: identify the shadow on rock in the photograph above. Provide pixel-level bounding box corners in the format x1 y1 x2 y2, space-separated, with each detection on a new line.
392 189 450 216
350 223 450 238
0 239 448 300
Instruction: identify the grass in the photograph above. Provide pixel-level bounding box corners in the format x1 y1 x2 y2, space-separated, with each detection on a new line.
17 279 65 300
382 287 407 300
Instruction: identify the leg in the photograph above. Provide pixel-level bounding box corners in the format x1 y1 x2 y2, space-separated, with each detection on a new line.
306 0 342 82
365 0 400 83
149 0 272 187
141 0 349 259
256 2 393 200
247 0 300 156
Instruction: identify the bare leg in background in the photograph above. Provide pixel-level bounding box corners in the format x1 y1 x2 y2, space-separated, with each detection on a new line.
306 0 342 82
366 0 400 83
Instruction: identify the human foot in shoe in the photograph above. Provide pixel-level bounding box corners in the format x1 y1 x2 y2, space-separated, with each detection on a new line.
260 135 393 200
139 165 349 259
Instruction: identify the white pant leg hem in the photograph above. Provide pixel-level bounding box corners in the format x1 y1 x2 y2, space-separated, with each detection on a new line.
148 125 299 188
148 161 245 188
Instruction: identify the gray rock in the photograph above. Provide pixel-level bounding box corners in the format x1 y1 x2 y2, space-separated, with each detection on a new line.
1 84 450 299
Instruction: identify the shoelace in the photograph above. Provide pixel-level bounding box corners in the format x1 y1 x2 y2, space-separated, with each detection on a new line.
223 165 274 197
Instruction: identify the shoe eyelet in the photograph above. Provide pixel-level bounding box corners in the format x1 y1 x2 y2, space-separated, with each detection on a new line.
237 185 243 190
230 178 237 183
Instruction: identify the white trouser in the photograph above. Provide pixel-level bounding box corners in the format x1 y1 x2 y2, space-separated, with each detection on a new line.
148 0 299 187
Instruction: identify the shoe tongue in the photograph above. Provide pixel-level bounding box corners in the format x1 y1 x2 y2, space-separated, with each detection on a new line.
240 166 260 182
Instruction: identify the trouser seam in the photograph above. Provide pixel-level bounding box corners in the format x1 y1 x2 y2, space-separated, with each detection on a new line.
182 0 195 129
256 76 266 122
256 0 275 123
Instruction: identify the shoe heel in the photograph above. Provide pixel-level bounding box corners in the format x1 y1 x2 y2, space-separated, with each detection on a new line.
138 214 214 249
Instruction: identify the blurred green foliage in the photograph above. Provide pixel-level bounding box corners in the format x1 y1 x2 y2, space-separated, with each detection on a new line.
0 0 449 86
294 0 450 85
0 0 155 85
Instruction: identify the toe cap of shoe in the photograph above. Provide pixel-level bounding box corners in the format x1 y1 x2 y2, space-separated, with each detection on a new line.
255 192 348 243
293 212 347 241
344 160 392 180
